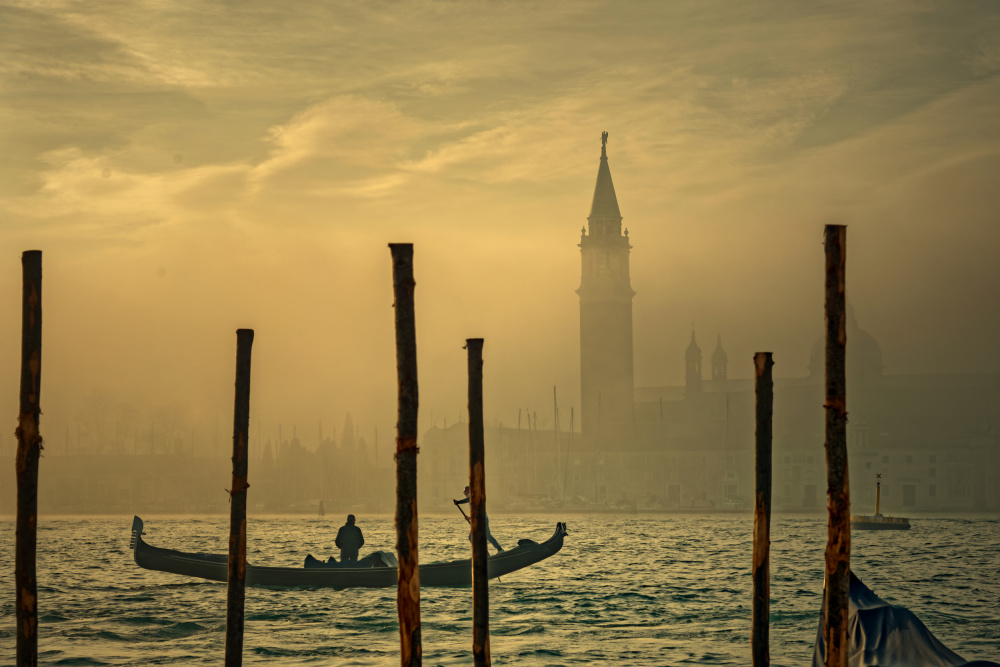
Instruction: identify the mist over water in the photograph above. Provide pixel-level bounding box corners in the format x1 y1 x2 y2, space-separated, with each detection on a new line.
1 514 997 665
4 1 1000 480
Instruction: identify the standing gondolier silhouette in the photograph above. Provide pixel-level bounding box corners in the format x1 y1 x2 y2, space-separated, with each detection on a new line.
335 514 365 562
454 485 504 553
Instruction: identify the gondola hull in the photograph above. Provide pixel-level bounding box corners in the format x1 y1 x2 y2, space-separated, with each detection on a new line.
130 516 567 588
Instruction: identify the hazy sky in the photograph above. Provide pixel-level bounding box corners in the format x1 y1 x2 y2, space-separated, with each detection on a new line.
2 1 999 453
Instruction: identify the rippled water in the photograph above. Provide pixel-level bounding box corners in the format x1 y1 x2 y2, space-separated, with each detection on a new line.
1 514 998 665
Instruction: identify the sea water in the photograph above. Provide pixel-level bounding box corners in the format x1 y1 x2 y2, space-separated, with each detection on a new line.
1 514 998 666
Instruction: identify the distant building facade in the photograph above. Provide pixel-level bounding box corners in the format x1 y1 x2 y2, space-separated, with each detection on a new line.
420 133 1000 514
573 133 1000 513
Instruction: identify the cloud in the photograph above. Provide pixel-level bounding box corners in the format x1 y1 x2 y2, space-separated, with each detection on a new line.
972 37 1000 75
248 96 422 196
0 145 249 244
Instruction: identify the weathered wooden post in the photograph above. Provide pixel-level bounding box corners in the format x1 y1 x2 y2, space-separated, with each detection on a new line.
752 352 773 667
466 338 491 667
823 224 850 667
390 243 421 667
15 250 42 667
225 328 254 667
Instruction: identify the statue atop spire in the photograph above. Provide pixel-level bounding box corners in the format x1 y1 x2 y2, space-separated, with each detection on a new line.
589 131 621 220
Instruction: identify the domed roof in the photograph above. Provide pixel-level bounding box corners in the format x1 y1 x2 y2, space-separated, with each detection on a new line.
808 307 884 381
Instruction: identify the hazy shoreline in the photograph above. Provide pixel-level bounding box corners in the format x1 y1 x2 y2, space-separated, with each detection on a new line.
4 509 998 522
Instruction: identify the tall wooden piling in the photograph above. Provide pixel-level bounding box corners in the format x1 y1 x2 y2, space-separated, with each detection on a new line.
15 250 42 667
390 243 421 667
752 352 773 667
466 338 491 667
823 224 850 667
225 328 254 667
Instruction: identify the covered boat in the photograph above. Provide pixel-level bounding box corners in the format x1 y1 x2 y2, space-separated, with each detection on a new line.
813 571 999 667
130 516 567 588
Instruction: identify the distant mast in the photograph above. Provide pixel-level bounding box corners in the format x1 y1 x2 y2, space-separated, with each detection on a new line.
874 473 881 516
851 474 910 530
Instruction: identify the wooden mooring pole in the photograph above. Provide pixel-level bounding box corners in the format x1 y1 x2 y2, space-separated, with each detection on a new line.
466 338 491 667
390 243 421 667
752 352 773 667
15 250 42 667
225 329 254 666
823 224 850 667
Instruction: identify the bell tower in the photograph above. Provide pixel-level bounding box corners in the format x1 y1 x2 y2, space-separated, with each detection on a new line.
686 331 702 394
577 132 635 439
711 335 728 381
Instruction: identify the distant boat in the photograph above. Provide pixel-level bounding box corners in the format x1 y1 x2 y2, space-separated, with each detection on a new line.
129 516 567 588
851 474 910 530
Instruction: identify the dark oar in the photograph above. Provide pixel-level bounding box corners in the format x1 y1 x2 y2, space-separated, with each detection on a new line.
455 501 500 581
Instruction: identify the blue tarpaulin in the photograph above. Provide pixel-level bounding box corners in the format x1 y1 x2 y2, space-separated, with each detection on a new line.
813 572 999 667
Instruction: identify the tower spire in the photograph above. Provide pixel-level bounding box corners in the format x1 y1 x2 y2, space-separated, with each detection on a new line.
686 331 703 394
712 334 728 381
589 131 621 223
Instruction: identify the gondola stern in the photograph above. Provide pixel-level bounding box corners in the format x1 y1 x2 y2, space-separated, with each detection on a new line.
551 521 568 552
130 516 147 567
549 521 568 548
130 516 145 549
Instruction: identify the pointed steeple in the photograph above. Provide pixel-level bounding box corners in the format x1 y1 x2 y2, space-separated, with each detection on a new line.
589 131 622 222
686 331 702 394
712 334 728 381
686 331 701 357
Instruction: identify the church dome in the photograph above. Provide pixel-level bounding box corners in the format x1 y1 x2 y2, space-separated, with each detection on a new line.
808 307 884 381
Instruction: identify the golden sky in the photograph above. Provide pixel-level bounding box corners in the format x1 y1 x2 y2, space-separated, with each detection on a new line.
2 1 999 453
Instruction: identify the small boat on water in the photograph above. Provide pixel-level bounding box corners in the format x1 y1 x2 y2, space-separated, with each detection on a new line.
851 474 910 530
130 516 567 588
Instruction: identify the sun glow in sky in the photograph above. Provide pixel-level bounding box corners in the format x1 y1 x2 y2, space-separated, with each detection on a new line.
2 0 999 452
